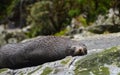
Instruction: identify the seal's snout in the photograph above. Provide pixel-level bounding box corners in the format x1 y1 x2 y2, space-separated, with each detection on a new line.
79 47 87 55
73 46 87 56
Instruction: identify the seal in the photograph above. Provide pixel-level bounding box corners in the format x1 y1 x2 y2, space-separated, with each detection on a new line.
0 36 87 69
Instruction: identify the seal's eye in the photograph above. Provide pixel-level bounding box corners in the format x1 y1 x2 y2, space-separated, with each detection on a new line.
71 49 75 53
72 46 76 50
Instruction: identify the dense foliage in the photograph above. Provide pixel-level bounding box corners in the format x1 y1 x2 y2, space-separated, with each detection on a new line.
0 0 119 37
0 0 15 23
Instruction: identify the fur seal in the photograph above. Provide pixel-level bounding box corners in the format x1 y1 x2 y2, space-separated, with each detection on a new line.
0 36 87 69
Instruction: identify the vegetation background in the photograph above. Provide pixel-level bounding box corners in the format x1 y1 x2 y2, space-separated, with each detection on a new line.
0 0 120 38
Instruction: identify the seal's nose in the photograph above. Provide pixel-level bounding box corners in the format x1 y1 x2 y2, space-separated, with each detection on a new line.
73 46 87 56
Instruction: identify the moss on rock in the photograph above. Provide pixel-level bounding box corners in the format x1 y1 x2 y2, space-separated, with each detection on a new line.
74 46 120 75
61 57 72 65
28 66 42 75
0 68 8 73
41 67 53 75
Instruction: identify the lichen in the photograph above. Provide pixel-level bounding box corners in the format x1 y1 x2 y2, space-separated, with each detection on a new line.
53 69 61 74
20 72 24 75
0 68 8 73
118 72 120 75
28 66 42 75
74 46 120 75
41 67 53 75
61 57 71 65
54 28 69 36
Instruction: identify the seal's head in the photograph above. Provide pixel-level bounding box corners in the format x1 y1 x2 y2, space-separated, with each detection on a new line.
67 42 87 56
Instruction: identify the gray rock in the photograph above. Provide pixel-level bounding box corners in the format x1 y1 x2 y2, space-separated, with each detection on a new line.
87 9 120 34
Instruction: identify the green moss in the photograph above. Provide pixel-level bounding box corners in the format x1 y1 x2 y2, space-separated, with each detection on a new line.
41 67 53 75
118 72 120 75
20 72 24 75
74 46 120 75
61 57 71 65
78 16 87 27
28 66 42 75
53 69 60 74
91 66 109 75
0 68 8 73
54 28 69 36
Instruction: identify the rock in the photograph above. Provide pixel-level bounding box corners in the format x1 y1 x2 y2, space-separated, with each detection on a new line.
74 46 120 75
87 24 120 34
87 8 120 34
0 25 27 46
0 25 7 46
